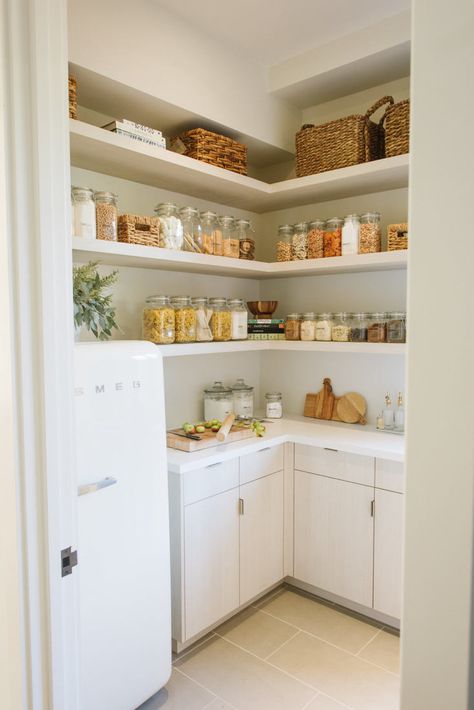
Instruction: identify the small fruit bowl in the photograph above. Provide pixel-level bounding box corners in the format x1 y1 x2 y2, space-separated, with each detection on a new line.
246 301 278 318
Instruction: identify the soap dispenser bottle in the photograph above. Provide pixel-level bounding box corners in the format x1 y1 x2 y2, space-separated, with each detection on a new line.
394 392 405 432
383 393 394 430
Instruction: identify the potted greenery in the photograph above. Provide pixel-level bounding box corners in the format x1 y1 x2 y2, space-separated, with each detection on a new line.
73 261 119 340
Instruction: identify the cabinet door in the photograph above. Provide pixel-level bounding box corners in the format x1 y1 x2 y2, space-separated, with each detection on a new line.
184 488 239 640
240 471 284 605
294 470 374 607
374 489 404 619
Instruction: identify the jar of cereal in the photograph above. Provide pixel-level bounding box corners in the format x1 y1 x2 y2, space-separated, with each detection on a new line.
307 219 325 259
170 296 196 343
276 224 293 262
324 218 343 257
209 298 231 341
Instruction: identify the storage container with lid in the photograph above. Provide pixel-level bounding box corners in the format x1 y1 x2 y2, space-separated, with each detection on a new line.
95 191 118 241
235 218 255 260
386 311 406 343
142 295 175 344
72 186 96 240
200 210 217 255
170 296 196 343
307 219 325 259
219 216 239 258
265 392 283 419
292 221 308 260
285 313 302 340
155 202 184 250
209 297 231 341
180 206 203 253
350 312 369 342
315 313 333 341
331 312 351 342
231 378 254 419
324 218 343 257
191 297 213 342
228 298 248 340
276 224 293 262
341 214 360 256
359 212 381 253
300 312 317 341
203 381 233 422
367 312 387 342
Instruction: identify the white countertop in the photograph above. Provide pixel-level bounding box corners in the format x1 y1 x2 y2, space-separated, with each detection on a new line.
167 416 405 473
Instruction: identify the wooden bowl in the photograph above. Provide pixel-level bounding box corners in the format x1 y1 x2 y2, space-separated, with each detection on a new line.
246 301 278 318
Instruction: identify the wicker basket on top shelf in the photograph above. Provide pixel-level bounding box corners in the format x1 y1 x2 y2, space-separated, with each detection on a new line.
385 99 410 157
68 76 77 119
118 215 161 247
170 128 247 175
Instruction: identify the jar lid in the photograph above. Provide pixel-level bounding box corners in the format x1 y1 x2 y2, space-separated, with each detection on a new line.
72 185 94 197
94 190 118 202
360 211 381 220
227 298 245 308
231 378 253 392
286 313 302 320
170 295 191 305
219 215 235 225
278 224 293 231
344 213 359 221
146 294 169 303
302 312 316 319
180 206 199 217
386 311 406 319
209 297 227 305
293 221 308 231
155 201 178 210
370 312 386 319
204 381 232 395
265 392 282 399
326 217 344 226
234 218 252 228
353 312 370 318
317 313 333 319
308 219 325 228
200 210 217 219
191 297 208 306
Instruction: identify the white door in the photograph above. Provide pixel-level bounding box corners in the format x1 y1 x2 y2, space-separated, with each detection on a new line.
374 489 404 618
184 488 240 639
294 471 374 607
240 471 284 604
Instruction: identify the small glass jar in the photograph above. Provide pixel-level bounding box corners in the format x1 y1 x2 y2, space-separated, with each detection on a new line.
350 313 369 342
285 313 302 341
95 191 118 241
142 295 175 344
200 210 217 255
367 312 387 343
342 214 360 256
265 392 283 419
170 296 196 343
386 312 406 343
276 224 293 262
307 219 325 259
324 218 343 257
300 312 317 341
292 222 308 260
72 186 96 240
331 312 351 342
359 212 381 253
209 298 231 341
191 297 213 342
220 216 239 259
204 381 233 422
181 207 203 253
155 202 184 250
231 378 254 419
235 219 255 260
315 313 333 341
228 298 248 341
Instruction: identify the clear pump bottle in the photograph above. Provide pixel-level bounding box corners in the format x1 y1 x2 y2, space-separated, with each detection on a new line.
394 393 405 431
383 393 394 430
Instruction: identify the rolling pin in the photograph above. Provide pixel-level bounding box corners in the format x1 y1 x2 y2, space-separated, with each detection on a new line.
216 413 235 442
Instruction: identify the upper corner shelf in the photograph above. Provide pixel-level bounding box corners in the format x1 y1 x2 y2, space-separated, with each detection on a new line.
69 120 409 214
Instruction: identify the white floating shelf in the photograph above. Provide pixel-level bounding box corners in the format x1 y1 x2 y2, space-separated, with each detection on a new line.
157 341 406 357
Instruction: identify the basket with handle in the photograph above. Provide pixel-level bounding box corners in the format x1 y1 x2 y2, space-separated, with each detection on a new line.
385 99 410 157
170 128 247 175
295 96 394 177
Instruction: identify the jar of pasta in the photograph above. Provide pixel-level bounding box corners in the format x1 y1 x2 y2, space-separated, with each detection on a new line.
170 296 196 343
359 212 381 253
331 312 351 342
300 312 317 341
307 219 325 259
209 298 231 341
292 222 308 260
142 295 175 344
315 313 333 341
367 312 387 342
200 210 217 255
191 297 213 342
276 224 293 262
285 313 302 340
324 218 343 257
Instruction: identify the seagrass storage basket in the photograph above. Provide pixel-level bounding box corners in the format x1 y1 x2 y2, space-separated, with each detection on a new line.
385 99 410 157
387 222 408 251
170 128 247 175
295 96 394 177
118 215 161 247
68 76 77 119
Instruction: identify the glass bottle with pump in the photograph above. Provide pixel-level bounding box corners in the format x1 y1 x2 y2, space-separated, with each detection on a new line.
383 393 394 430
394 393 405 431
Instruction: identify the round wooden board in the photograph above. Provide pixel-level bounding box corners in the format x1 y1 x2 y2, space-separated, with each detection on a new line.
337 392 367 424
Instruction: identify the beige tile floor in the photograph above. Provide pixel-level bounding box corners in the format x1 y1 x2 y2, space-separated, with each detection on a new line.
139 586 400 710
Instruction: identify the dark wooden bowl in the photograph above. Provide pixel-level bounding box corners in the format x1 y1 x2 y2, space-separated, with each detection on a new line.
246 301 278 318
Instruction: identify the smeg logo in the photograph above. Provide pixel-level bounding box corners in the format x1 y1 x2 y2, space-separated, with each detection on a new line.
74 380 143 396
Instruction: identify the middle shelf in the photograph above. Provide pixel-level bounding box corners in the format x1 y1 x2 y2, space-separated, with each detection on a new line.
156 341 406 357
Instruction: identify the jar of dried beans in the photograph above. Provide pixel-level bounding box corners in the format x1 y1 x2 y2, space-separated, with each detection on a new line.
386 312 406 343
350 313 369 342
331 313 351 342
292 222 308 260
95 191 118 241
235 218 255 260
170 296 196 343
359 212 381 253
300 312 316 341
220 216 239 259
276 224 293 262
181 206 203 253
324 218 343 257
285 313 302 340
209 298 231 341
142 295 175 344
307 219 325 259
315 313 333 341
200 210 217 255
367 312 387 343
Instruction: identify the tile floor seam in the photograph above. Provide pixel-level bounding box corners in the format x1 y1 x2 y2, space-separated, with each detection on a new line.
172 633 218 665
318 691 354 709
353 627 384 656
262 628 301 660
299 691 321 710
255 606 305 632
173 666 238 710
350 654 400 678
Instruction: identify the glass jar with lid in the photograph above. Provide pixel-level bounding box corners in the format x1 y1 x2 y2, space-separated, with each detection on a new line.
155 202 184 250
200 210 217 255
170 296 196 343
72 186 96 240
180 207 203 253
95 191 118 241
300 312 317 341
203 381 234 422
213 216 224 256
231 378 254 419
228 299 248 340
359 212 381 253
341 214 360 256
315 313 333 341
367 312 387 342
350 313 369 342
265 392 283 419
235 218 255 260
276 224 293 262
285 313 302 341
292 221 308 260
331 312 351 342
142 295 175 344
386 312 406 343
307 219 325 259
324 218 343 257
191 297 213 342
209 298 231 341
220 216 239 259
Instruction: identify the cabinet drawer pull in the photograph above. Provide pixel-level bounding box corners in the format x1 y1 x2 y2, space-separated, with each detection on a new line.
324 447 338 452
370 499 375 517
239 498 244 515
206 462 222 469
258 447 271 453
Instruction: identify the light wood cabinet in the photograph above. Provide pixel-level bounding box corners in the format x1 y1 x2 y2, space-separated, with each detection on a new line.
373 488 404 618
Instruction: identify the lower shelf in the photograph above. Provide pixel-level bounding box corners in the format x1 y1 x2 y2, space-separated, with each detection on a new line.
156 341 406 357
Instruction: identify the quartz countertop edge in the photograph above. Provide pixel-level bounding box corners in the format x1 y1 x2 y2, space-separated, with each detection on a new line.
166 417 404 473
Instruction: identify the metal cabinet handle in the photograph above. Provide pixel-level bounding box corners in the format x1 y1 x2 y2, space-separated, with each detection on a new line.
258 447 271 453
324 447 338 452
78 477 118 497
370 499 375 517
206 462 222 469
239 498 244 515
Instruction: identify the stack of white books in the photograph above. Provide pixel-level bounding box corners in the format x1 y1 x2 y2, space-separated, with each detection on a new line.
102 119 166 149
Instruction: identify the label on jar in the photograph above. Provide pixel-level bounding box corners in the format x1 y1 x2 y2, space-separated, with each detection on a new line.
266 402 282 418
231 311 248 340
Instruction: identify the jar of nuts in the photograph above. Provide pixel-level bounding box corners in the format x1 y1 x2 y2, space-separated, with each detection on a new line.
331 312 351 342
285 313 302 341
142 295 175 344
359 212 381 253
292 222 308 260
170 296 196 343
200 210 217 255
220 216 239 259
95 191 118 241
367 312 387 343
276 224 293 262
324 218 343 257
307 219 325 259
209 297 232 341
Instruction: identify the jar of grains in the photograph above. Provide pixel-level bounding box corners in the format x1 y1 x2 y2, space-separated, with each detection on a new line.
95 191 118 241
142 295 175 344
204 381 234 422
72 186 96 240
220 216 239 259
200 210 217 255
155 202 184 250
181 207 204 253
191 297 213 342
307 219 325 259
228 298 248 340
367 312 387 343
359 212 381 253
324 218 343 257
331 312 351 342
386 312 406 343
265 392 283 419
285 313 302 340
231 378 254 419
276 224 293 262
315 313 333 341
170 296 196 343
341 214 360 256
213 217 224 256
350 312 369 342
292 222 308 260
300 312 317 341
209 298 232 341
235 218 255 260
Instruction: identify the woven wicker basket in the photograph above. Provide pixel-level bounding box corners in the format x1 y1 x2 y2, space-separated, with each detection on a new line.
295 96 394 177
387 223 408 251
170 128 247 175
385 99 410 157
118 215 160 247
68 76 77 119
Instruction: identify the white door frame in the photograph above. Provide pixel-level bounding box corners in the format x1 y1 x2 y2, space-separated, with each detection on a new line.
2 0 78 708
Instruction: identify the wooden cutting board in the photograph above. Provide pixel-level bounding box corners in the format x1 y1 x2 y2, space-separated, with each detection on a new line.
167 425 255 452
304 378 367 425
337 393 367 424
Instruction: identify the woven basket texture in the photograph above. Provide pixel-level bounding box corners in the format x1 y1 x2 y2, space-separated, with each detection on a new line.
118 215 161 247
171 128 247 175
385 99 410 157
68 76 77 119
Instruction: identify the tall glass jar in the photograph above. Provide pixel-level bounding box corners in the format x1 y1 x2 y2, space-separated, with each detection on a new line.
95 191 118 241
307 219 325 259
350 313 369 342
276 224 293 262
191 297 213 342
209 298 231 341
292 221 308 260
315 313 333 341
220 216 239 258
235 218 255 260
155 202 184 250
324 218 343 257
231 378 254 419
200 210 217 255
142 295 175 344
204 381 233 422
367 312 387 342
285 313 302 341
300 312 316 341
72 186 96 240
265 392 283 419
228 298 248 340
180 207 203 253
359 212 381 253
170 296 196 343
331 312 351 342
341 214 360 256
213 216 224 256
386 312 406 343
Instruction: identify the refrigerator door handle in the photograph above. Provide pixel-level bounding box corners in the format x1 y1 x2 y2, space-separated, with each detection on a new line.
78 477 118 497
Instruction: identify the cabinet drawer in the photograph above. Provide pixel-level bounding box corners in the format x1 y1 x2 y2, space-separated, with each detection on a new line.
184 459 239 505
240 444 284 485
295 444 374 487
375 459 405 493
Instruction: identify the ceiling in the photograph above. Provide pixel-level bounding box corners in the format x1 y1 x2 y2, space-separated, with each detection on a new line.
156 0 411 66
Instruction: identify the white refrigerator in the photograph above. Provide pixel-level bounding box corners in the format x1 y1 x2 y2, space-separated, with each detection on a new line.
74 341 171 710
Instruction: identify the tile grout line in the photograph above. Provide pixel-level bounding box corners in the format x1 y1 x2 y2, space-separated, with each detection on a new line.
263 628 301 661
354 627 384 656
173 666 239 710
172 633 218 665
299 691 321 710
318 692 355 709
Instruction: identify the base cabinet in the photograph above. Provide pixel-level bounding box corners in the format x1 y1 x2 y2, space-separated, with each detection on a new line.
373 489 404 618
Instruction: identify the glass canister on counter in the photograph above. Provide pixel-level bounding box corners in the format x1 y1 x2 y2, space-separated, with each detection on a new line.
95 191 118 241
331 312 351 342
220 216 239 259
292 222 308 260
191 297 213 342
315 313 333 341
359 212 381 253
324 218 343 257
228 298 248 340
170 296 196 343
181 207 204 253
367 312 387 342
276 224 293 262
235 218 255 260
341 214 360 256
204 381 234 422
307 219 325 259
200 210 217 255
285 313 302 340
209 297 231 341
231 378 254 419
155 202 184 250
386 312 406 343
300 312 317 341
72 186 96 240
350 312 369 342
265 392 283 419
142 295 175 344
